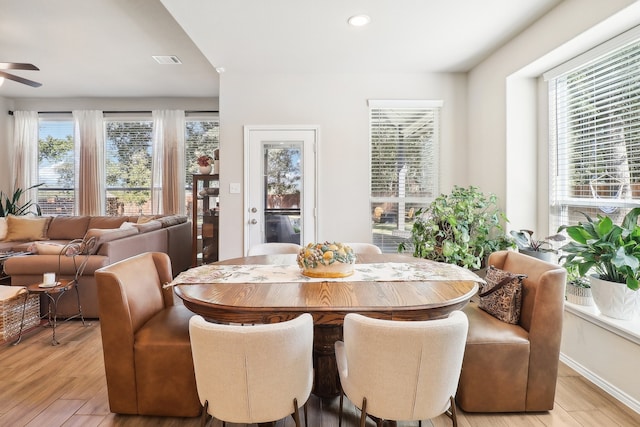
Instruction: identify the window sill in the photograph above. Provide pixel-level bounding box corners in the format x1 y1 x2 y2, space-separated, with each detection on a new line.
564 301 640 345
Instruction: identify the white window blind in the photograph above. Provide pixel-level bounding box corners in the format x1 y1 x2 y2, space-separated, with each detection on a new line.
549 35 640 231
105 120 153 215
369 100 442 253
38 120 75 215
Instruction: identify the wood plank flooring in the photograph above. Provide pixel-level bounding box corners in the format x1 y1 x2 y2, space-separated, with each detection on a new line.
1 320 640 427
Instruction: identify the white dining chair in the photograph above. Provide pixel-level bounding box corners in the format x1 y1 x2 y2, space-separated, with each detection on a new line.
247 242 302 256
189 313 314 427
345 243 382 255
335 311 469 427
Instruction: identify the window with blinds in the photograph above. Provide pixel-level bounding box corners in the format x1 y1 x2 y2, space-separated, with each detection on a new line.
369 100 441 253
548 33 640 231
38 120 75 215
105 120 153 215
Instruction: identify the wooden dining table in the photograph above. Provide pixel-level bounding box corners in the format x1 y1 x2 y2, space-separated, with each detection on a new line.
172 253 481 399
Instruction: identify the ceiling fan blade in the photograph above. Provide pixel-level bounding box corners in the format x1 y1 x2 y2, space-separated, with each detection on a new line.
0 62 39 71
0 70 42 87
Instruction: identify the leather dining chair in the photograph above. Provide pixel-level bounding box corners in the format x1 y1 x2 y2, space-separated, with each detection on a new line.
456 250 567 412
95 252 200 417
189 312 314 427
335 311 469 427
247 242 302 256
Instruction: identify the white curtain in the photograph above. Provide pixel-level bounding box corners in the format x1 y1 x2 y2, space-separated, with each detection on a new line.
152 110 185 215
11 111 39 209
73 110 105 215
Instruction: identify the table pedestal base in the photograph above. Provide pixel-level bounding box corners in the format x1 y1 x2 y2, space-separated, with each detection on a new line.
313 324 343 399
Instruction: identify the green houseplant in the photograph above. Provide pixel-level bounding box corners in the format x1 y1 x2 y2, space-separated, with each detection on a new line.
510 229 565 261
0 184 43 217
559 208 640 319
398 185 513 270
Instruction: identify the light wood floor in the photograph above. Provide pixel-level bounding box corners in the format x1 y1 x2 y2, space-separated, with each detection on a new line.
2 320 640 427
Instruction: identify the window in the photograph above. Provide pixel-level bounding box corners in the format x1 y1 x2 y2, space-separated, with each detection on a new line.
548 31 640 232
369 100 442 253
105 120 153 215
38 120 75 215
36 114 218 216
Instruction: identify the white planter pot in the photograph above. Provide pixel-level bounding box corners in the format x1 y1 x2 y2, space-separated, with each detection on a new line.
565 282 594 306
589 275 640 320
519 249 554 263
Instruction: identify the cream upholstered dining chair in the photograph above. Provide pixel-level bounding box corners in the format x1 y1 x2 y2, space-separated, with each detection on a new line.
345 243 382 255
335 312 469 427
189 313 314 427
247 242 302 256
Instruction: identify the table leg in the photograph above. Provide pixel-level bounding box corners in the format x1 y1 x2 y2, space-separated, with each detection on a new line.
312 324 343 399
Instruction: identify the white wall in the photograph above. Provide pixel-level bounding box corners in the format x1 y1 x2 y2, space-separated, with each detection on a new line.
467 0 639 235
218 72 467 259
0 97 14 194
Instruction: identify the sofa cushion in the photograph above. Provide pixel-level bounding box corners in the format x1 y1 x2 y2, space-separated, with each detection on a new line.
88 216 129 230
0 217 7 240
136 220 163 233
84 227 139 254
47 216 91 240
32 241 66 255
157 215 188 228
4 215 51 242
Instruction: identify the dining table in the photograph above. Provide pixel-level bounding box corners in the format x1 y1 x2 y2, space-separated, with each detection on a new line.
170 252 483 399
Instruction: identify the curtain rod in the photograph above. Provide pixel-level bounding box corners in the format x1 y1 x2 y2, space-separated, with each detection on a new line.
8 109 218 115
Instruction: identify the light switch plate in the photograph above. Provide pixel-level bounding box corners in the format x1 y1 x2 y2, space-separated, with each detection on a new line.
229 183 241 194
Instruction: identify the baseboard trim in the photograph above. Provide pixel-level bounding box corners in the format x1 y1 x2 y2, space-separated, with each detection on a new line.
560 353 640 415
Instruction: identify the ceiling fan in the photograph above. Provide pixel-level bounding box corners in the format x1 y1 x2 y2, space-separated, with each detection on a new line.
0 63 42 87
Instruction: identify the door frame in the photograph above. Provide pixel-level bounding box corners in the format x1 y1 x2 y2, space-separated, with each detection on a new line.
243 125 319 254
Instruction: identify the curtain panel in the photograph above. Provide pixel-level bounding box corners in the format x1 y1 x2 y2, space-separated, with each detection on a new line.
11 111 39 208
73 110 105 215
152 110 185 215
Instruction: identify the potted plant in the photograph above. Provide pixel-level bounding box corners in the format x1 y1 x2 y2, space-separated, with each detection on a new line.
398 185 514 270
509 229 565 262
559 209 640 319
564 263 593 306
0 183 43 217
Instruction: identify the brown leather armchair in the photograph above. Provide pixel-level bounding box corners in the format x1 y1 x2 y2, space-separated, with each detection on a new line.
456 250 567 412
95 252 200 417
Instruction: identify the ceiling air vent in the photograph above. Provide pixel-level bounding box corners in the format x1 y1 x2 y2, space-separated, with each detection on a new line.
152 55 182 65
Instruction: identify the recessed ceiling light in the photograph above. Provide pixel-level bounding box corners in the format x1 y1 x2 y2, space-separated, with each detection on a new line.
348 14 371 27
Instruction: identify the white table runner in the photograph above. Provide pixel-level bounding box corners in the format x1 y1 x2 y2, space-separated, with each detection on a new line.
166 262 484 287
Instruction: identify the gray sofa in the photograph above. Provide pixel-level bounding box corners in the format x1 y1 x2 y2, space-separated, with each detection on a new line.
2 214 191 318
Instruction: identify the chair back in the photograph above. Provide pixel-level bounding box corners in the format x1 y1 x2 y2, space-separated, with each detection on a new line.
94 252 175 414
345 243 382 255
247 242 302 256
189 313 314 424
338 311 468 421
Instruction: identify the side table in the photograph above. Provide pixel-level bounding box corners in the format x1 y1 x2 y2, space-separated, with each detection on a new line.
13 279 87 346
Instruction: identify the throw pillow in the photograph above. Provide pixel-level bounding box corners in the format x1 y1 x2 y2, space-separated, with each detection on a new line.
0 217 7 240
478 265 527 325
31 241 66 255
4 215 50 242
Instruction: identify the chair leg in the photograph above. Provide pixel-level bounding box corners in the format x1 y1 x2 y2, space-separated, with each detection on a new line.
200 400 210 427
338 390 344 427
445 395 458 427
360 397 368 427
292 398 301 427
